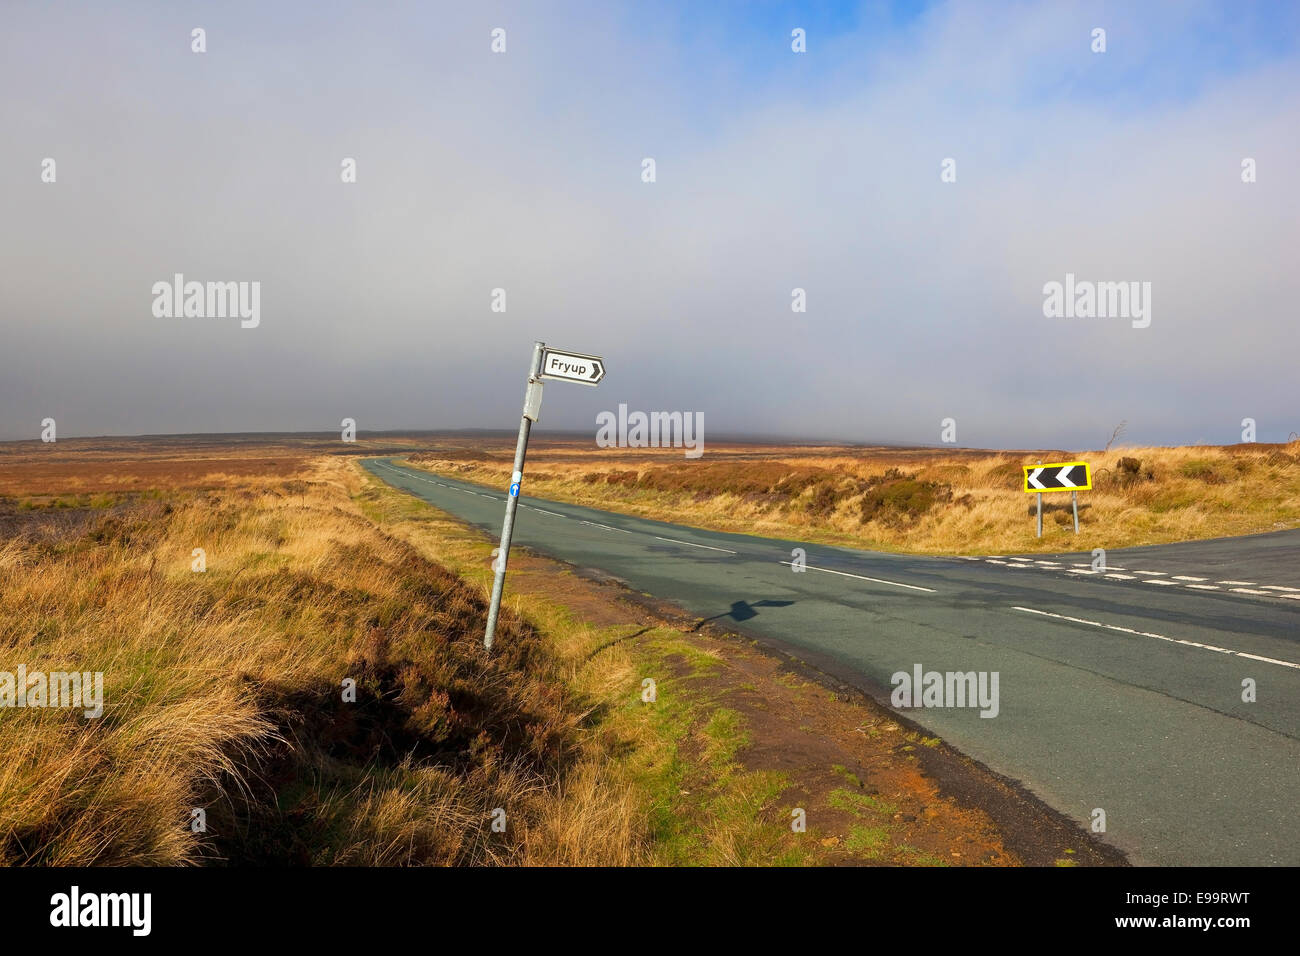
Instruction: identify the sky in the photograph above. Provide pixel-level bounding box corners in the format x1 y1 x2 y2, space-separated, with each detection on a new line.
2 0 1297 448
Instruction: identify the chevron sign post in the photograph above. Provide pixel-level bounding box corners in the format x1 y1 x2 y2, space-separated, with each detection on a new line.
1023 462 1091 492
1023 461 1091 536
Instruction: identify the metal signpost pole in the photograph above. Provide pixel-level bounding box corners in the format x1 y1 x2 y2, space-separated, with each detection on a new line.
1072 490 1079 533
484 341 545 652
483 341 605 652
1036 460 1043 538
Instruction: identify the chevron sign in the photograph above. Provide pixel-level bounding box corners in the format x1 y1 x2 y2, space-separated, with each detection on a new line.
1023 461 1091 492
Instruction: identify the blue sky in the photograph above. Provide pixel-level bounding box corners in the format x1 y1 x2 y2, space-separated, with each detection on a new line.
1 1 1297 448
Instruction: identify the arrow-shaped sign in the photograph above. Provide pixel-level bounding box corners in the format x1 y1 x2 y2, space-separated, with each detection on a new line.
1023 461 1092 492
539 348 605 386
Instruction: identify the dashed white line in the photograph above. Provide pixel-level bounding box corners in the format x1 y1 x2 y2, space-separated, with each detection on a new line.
971 550 1299 600
583 520 633 535
1011 606 1300 670
779 561 936 592
654 535 735 553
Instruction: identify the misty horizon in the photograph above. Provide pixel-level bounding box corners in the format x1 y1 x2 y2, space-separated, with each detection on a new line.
3 1 1297 448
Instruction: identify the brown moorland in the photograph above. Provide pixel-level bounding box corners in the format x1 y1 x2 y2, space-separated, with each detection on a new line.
1 437 1109 866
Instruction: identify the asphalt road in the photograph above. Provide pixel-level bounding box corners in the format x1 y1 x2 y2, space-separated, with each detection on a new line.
364 458 1300 866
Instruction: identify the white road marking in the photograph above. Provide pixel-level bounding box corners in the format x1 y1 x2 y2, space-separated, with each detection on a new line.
973 547 1295 601
652 535 736 553
779 561 936 592
530 507 566 518
1011 606 1300 670
581 520 632 534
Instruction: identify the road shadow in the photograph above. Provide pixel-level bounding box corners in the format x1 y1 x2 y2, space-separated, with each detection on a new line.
690 599 795 632
585 625 655 662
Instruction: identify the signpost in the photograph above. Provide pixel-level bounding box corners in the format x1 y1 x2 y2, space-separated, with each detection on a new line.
1023 461 1091 537
539 348 605 386
484 341 605 651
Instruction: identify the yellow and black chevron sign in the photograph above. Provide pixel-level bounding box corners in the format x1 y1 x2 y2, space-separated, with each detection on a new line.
1023 461 1092 492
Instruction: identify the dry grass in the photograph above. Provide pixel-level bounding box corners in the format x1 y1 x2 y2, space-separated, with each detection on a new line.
0 455 645 865
0 437 1108 867
407 440 1300 553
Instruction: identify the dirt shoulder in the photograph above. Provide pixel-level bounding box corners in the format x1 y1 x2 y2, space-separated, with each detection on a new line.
361 462 1125 867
